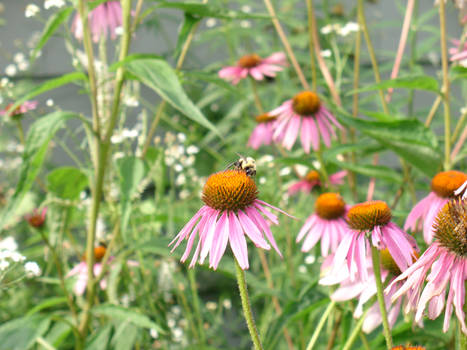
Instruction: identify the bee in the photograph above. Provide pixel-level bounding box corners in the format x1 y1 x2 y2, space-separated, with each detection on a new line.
226 155 257 177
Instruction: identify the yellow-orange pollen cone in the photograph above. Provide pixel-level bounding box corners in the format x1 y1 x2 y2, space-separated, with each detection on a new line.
83 245 107 263
430 170 467 198
305 170 320 183
315 193 346 220
292 91 321 116
255 113 277 123
202 170 258 212
434 199 467 257
347 200 392 231
391 346 425 350
237 54 262 68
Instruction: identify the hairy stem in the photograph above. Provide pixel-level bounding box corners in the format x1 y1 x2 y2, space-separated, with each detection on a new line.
235 259 264 350
371 246 393 349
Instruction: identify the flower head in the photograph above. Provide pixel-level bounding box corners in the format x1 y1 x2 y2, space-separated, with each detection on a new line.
218 52 287 85
71 1 123 43
450 38 467 63
270 91 343 153
25 207 47 229
330 200 416 282
391 346 425 350
296 192 350 256
405 170 467 243
288 169 346 195
1 100 38 119
247 113 277 149
390 199 467 334
169 169 293 270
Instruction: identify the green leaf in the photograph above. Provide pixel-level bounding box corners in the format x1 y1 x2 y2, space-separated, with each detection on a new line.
153 1 270 19
111 323 138 350
0 315 51 350
330 160 403 183
31 7 74 61
47 167 89 200
85 325 112 350
348 75 440 94
116 156 147 235
451 66 467 81
338 115 441 176
125 58 221 137
26 297 67 316
0 111 76 229
174 14 200 59
8 73 87 114
92 304 165 333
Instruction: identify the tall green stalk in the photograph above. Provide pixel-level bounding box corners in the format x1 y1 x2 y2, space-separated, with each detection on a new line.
305 300 336 350
370 246 393 349
235 259 264 350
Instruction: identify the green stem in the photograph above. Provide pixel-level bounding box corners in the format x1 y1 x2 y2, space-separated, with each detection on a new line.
438 0 451 170
305 0 318 92
459 322 467 350
370 246 393 349
250 78 264 114
342 309 369 350
235 259 264 350
15 119 25 145
305 300 336 350
315 148 330 188
188 269 206 345
357 0 389 115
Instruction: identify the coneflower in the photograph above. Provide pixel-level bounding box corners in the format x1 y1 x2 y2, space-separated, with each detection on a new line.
405 170 467 243
390 198 467 334
287 169 346 195
296 192 350 256
247 113 277 149
269 91 342 153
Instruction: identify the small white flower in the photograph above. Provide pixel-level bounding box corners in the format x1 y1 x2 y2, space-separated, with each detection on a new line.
46 99 54 107
321 24 334 35
111 134 124 144
124 96 139 107
24 261 41 277
122 128 138 139
206 18 217 28
18 61 29 71
174 164 184 173
312 160 321 170
223 299 232 309
5 64 17 77
0 260 10 271
298 265 307 273
1 78 9 87
175 174 186 186
115 26 124 36
279 167 291 176
179 190 190 199
206 301 217 311
182 155 195 166
44 0 66 9
13 53 25 64
25 4 40 18
186 145 199 155
173 327 183 341
240 20 251 28
321 49 332 58
150 328 159 339
338 22 360 36
167 319 176 328
0 237 18 252
177 133 186 142
241 5 252 13
305 255 316 265
259 177 266 184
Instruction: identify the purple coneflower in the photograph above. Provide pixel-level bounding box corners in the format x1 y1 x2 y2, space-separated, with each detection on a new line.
25 207 47 229
218 52 287 85
331 200 417 282
288 169 346 195
450 38 467 62
296 192 350 257
247 113 277 149
169 169 292 270
405 170 467 243
390 199 467 334
71 1 122 43
1 101 38 119
269 91 342 153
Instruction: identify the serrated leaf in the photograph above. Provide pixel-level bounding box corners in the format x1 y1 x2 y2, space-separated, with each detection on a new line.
7 73 87 114
0 111 77 229
153 1 270 19
116 156 147 235
125 58 221 137
349 75 440 94
92 304 165 333
47 167 88 200
338 115 441 176
31 7 74 61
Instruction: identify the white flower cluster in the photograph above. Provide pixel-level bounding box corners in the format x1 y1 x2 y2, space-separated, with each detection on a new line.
321 22 360 37
111 128 139 144
25 4 40 18
44 0 66 9
0 237 40 279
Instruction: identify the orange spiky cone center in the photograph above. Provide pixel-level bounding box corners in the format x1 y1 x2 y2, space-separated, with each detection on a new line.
202 170 258 211
292 91 321 116
347 200 392 231
434 199 467 257
430 170 467 198
237 54 262 68
83 245 107 263
305 170 321 183
255 113 277 123
315 192 346 220
391 346 426 350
